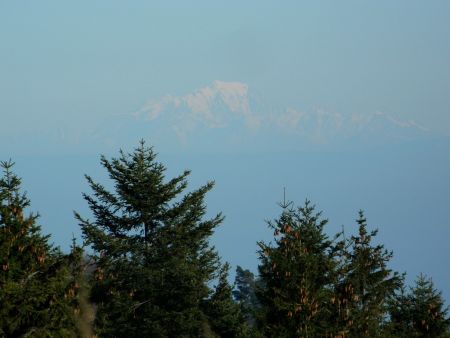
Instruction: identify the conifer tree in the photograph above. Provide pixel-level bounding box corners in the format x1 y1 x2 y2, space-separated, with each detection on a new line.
75 141 223 337
204 263 247 338
408 274 450 337
0 161 79 337
335 211 402 337
385 284 412 337
257 200 337 337
388 274 450 337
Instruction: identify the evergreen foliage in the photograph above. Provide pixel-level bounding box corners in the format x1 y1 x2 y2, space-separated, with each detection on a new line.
257 200 337 337
75 141 224 337
385 284 412 337
0 161 79 337
334 211 403 337
204 262 247 338
388 274 450 337
1 151 449 337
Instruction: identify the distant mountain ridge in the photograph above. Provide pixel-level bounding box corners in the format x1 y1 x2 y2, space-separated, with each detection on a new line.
132 80 429 146
31 80 429 154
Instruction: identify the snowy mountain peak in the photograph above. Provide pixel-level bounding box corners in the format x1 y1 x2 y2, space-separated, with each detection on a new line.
133 81 429 146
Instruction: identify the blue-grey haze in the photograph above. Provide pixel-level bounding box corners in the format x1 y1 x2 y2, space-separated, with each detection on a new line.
1 1 450 302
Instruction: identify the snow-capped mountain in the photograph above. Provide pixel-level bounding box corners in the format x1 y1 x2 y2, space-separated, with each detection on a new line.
130 80 429 148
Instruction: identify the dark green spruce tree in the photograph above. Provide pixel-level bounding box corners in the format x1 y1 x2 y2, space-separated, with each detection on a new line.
257 200 337 337
0 161 79 337
334 211 402 337
203 262 248 338
385 284 413 337
387 273 450 337
407 274 450 337
75 141 224 337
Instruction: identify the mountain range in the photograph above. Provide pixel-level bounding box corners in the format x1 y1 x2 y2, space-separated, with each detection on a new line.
127 80 429 151
16 80 429 155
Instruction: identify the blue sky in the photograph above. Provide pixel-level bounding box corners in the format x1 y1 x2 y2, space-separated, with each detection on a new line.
1 1 450 299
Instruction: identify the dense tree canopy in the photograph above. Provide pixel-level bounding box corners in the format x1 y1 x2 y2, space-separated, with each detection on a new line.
75 141 226 337
257 200 338 337
204 263 248 338
0 161 79 337
388 274 450 337
334 212 403 337
0 142 448 337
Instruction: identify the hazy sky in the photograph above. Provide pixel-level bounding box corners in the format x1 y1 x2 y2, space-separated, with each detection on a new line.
2 1 450 145
1 1 450 300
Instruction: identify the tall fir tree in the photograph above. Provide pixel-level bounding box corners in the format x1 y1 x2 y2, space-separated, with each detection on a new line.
203 263 247 338
0 161 79 337
387 274 450 337
385 284 413 337
75 141 224 337
334 211 402 337
257 200 337 338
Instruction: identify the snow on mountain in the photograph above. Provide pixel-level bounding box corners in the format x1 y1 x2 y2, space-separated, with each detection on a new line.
134 81 261 140
132 80 428 147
